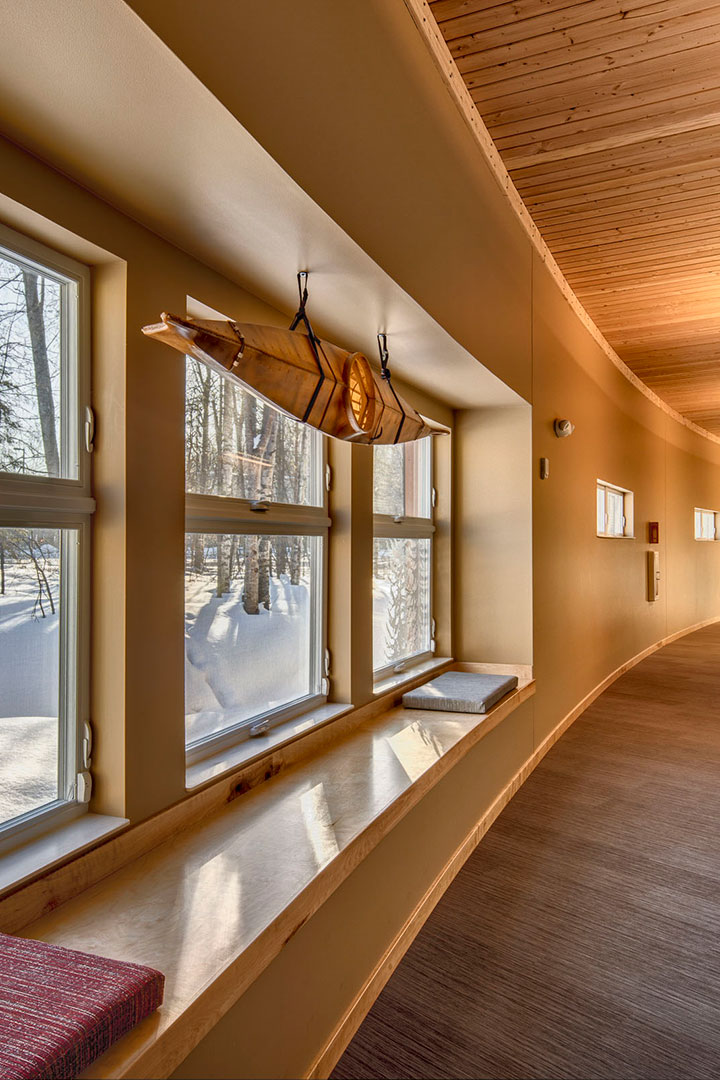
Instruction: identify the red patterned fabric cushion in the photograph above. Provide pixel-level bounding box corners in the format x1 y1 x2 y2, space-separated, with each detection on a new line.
0 932 164 1080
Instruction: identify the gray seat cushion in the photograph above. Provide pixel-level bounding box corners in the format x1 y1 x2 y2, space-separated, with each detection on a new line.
402 672 518 714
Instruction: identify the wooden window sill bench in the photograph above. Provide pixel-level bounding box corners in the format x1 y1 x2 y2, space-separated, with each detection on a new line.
13 676 535 1080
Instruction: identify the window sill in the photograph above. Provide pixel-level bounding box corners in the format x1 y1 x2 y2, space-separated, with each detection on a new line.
596 533 635 539
373 656 452 698
21 675 534 1079
186 702 354 790
0 813 128 897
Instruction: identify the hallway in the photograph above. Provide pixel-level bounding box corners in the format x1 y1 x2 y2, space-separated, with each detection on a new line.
334 624 720 1080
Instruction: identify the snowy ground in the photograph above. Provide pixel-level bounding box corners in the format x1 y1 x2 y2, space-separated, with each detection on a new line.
0 580 59 824
185 572 312 745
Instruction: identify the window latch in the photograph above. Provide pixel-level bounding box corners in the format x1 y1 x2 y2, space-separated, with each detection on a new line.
324 648 331 677
249 501 270 512
393 515 404 524
76 771 92 803
84 405 95 453
82 721 93 769
249 718 271 737
325 464 332 492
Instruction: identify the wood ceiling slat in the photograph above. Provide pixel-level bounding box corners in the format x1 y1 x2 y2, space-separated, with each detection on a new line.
427 0 720 435
480 44 720 127
534 184 720 228
549 212 720 252
502 111 720 170
442 0 653 49
460 7 720 94
522 163 720 208
512 131 720 191
492 81 720 146
455 1 720 78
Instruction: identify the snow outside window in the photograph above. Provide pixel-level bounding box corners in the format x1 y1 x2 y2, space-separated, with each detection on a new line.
184 342 328 760
373 439 434 679
694 508 719 540
0 225 92 845
597 481 634 538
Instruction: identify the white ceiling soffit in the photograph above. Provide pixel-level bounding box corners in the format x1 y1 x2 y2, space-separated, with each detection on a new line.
0 0 521 411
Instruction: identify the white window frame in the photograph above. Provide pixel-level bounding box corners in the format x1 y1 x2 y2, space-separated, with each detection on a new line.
373 438 435 681
694 507 720 541
183 363 330 765
0 222 93 850
596 479 634 539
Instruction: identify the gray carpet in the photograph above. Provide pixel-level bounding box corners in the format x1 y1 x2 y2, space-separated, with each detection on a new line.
333 625 720 1079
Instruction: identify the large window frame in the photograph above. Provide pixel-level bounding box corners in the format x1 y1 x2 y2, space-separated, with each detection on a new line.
0 222 93 850
183 335 330 766
373 438 435 681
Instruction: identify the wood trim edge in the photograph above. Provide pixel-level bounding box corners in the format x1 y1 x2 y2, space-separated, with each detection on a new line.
399 0 720 448
304 613 720 1079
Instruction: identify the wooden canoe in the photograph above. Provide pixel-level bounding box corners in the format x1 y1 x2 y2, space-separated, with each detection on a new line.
142 312 439 444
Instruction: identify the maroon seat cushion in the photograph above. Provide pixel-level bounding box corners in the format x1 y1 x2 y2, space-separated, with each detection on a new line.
0 932 164 1080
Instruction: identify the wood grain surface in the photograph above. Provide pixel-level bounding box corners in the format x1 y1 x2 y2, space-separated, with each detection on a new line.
428 0 720 436
334 623 720 1079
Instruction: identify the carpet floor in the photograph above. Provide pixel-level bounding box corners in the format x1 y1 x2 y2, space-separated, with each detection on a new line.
333 625 720 1079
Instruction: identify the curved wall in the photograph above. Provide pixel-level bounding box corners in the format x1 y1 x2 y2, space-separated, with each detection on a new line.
531 253 720 746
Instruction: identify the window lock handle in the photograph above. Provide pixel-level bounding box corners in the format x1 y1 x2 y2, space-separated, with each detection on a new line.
249 501 270 512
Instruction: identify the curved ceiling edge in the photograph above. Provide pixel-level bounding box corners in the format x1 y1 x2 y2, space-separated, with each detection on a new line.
401 0 720 449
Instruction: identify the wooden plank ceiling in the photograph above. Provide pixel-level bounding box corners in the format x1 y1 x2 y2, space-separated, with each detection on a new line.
429 0 720 434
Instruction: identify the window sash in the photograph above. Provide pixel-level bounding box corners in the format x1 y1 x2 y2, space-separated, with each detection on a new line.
0 228 91 843
184 526 327 760
373 438 432 519
0 223 90 495
372 441 435 679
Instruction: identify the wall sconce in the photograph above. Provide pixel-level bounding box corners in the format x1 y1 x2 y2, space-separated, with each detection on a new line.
554 418 575 438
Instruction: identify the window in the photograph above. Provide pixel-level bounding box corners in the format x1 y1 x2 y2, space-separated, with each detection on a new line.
597 480 634 538
184 336 328 761
0 224 92 844
373 439 434 678
694 508 720 541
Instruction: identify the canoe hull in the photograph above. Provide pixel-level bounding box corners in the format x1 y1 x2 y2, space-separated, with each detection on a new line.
142 313 437 444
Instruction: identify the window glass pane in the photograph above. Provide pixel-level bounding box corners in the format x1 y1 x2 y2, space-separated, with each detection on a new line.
373 537 431 670
185 532 321 747
695 510 702 538
606 489 624 536
0 255 70 478
374 439 431 518
185 356 321 505
597 487 605 533
0 527 61 826
702 510 715 539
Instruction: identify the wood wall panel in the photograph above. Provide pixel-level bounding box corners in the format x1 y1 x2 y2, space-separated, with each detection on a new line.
429 0 720 433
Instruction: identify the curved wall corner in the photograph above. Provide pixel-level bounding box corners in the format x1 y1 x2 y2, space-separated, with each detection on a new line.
456 250 720 754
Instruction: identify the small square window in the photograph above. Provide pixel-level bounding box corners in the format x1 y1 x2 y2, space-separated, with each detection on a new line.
597 481 634 538
694 508 719 540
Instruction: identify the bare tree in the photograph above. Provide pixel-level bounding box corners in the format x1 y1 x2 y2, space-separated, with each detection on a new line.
22 272 59 477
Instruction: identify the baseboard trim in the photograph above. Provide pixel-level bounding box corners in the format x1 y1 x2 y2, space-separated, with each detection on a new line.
306 614 720 1079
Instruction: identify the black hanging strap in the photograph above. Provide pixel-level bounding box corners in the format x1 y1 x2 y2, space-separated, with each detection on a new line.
289 271 326 424
377 332 405 444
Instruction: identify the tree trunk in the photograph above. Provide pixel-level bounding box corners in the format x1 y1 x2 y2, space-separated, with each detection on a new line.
0 542 4 595
23 272 60 477
243 535 260 614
